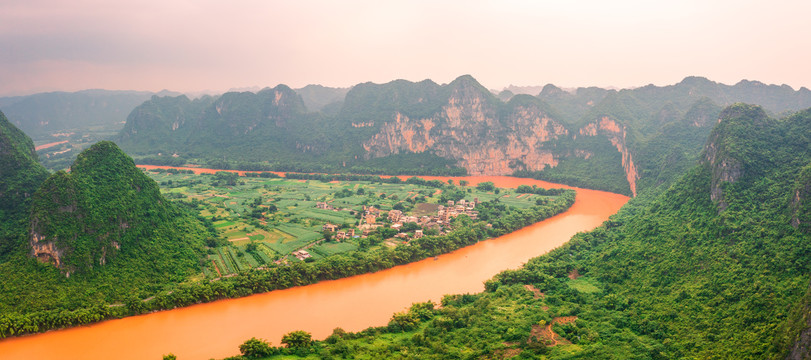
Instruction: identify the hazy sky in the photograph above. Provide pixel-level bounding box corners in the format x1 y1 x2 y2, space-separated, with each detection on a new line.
2 0 810 96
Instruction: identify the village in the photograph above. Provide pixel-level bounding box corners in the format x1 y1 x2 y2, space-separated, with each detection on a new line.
292 198 483 261
142 170 545 271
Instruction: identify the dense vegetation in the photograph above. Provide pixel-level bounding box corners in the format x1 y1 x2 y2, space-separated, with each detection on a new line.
218 104 811 359
0 140 212 338
28 141 207 274
0 111 50 257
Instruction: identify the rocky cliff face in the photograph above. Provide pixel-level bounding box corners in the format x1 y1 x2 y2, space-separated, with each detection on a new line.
702 104 770 211
28 171 78 271
361 78 568 176
577 117 639 196
703 131 742 211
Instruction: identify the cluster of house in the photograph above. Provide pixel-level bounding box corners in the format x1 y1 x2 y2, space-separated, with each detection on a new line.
321 223 356 240
361 205 381 226
391 198 480 228
317 198 481 246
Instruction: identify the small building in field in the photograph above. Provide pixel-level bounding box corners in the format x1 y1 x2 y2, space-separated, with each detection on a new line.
292 250 311 260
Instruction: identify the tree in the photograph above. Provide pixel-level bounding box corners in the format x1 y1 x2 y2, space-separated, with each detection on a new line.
388 311 419 332
281 330 313 349
162 354 177 360
459 180 469 186
476 181 495 191
239 337 274 358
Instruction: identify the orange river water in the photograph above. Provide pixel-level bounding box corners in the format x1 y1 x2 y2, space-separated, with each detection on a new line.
0 174 628 360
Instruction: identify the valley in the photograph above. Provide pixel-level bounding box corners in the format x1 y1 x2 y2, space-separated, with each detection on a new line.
2 76 811 359
0 176 627 360
139 168 564 278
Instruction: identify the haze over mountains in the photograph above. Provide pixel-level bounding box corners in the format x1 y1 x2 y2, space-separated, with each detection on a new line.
111 75 811 197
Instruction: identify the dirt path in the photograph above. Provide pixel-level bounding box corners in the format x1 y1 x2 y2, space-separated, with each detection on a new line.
530 316 578 347
211 260 222 277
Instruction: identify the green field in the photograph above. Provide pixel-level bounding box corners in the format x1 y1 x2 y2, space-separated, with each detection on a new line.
143 170 558 279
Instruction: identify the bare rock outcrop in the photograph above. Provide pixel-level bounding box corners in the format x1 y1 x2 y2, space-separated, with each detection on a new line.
577 117 639 196
362 83 568 176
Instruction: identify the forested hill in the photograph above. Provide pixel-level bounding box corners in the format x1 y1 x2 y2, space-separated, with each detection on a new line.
0 111 49 256
28 141 207 275
0 131 211 323
240 104 811 359
115 75 811 197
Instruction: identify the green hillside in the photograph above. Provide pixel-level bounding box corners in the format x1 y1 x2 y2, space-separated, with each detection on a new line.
235 104 811 359
0 140 211 331
0 111 50 257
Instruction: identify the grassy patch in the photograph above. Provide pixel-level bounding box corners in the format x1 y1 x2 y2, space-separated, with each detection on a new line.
568 277 601 294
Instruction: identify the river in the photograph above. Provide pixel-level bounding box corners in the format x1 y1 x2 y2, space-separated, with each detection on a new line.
0 175 628 360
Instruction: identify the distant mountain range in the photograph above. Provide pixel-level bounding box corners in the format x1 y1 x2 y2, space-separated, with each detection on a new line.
113 75 811 196
6 75 811 196
3 75 811 357
0 86 351 139
0 90 176 138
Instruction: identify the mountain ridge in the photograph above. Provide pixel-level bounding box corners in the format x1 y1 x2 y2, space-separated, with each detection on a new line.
114 75 811 198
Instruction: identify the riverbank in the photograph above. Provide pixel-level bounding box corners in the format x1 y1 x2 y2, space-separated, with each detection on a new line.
0 176 628 360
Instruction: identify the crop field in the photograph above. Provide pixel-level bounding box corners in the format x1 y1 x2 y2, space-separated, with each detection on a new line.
143 169 555 278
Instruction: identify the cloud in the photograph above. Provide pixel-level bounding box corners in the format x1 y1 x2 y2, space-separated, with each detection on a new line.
1 0 810 96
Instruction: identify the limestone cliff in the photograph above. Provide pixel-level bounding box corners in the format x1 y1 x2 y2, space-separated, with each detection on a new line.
701 104 770 211
361 80 567 176
576 117 639 196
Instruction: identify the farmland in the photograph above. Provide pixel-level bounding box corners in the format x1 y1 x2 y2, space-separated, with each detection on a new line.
142 169 563 278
